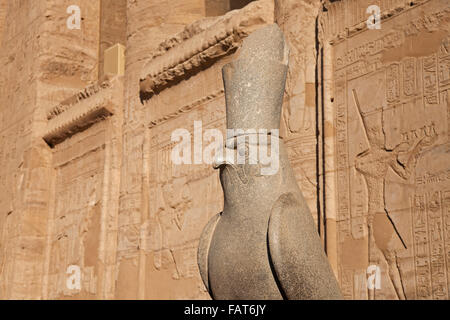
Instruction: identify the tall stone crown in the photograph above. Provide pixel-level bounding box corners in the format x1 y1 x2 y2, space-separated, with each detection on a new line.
222 24 289 133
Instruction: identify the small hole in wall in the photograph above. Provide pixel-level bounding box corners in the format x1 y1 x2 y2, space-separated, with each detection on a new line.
229 0 255 10
205 0 256 17
331 97 334 103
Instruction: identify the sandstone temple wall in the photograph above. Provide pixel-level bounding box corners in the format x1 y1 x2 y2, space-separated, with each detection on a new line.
0 1 6 47
0 0 51 299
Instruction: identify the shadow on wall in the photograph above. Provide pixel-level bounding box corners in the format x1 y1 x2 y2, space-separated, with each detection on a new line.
206 0 256 17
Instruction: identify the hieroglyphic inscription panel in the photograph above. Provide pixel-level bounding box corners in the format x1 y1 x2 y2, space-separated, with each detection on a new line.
327 0 450 299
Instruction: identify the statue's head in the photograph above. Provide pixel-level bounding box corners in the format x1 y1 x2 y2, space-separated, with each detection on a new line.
215 24 288 205
213 132 281 204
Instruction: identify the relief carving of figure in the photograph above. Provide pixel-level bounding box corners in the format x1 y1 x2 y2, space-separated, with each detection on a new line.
351 89 437 300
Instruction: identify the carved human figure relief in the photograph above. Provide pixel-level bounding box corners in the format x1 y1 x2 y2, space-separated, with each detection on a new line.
351 88 437 300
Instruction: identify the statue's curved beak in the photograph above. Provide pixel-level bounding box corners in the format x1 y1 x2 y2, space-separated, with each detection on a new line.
213 154 227 170
213 152 233 170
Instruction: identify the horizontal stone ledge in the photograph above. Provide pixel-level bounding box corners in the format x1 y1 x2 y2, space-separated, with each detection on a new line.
46 80 112 121
43 78 123 148
138 0 274 103
43 105 114 148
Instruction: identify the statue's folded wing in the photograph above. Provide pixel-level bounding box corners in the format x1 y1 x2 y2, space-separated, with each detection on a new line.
268 193 342 300
197 212 221 294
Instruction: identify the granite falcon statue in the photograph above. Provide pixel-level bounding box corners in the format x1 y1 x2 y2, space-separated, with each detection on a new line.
197 24 342 300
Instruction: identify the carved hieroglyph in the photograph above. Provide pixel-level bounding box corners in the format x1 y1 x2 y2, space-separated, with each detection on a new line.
321 0 450 299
